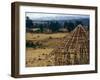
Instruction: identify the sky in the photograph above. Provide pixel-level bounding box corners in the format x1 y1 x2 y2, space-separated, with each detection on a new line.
26 12 90 21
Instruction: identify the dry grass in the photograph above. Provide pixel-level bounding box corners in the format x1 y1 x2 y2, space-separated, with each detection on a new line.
26 32 71 67
26 48 53 57
26 48 54 67
26 32 69 41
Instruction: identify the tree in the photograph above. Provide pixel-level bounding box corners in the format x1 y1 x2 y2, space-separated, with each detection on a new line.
39 24 44 33
49 21 60 32
26 16 33 28
64 21 68 28
64 21 75 32
75 20 83 26
68 22 75 32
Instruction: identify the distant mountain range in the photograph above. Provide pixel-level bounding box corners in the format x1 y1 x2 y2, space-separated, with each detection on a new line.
26 12 89 21
30 16 89 21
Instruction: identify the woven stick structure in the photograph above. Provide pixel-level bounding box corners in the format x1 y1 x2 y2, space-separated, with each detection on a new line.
46 24 89 66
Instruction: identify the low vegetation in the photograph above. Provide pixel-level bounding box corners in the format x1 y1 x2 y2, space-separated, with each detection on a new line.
26 32 71 67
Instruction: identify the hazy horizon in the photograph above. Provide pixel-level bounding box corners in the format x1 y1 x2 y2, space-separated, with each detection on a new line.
26 12 89 21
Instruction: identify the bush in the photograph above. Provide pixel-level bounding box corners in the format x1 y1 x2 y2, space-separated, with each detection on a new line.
49 36 53 39
26 41 43 48
26 41 36 48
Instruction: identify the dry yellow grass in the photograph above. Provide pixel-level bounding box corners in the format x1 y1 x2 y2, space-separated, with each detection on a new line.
26 32 71 67
26 33 69 41
26 48 53 57
26 48 54 67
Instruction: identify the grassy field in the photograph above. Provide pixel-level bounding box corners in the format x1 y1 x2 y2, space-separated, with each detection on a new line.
26 48 54 67
26 32 70 41
26 32 70 67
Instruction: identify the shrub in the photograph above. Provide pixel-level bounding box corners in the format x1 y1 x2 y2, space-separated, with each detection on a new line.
49 36 53 39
